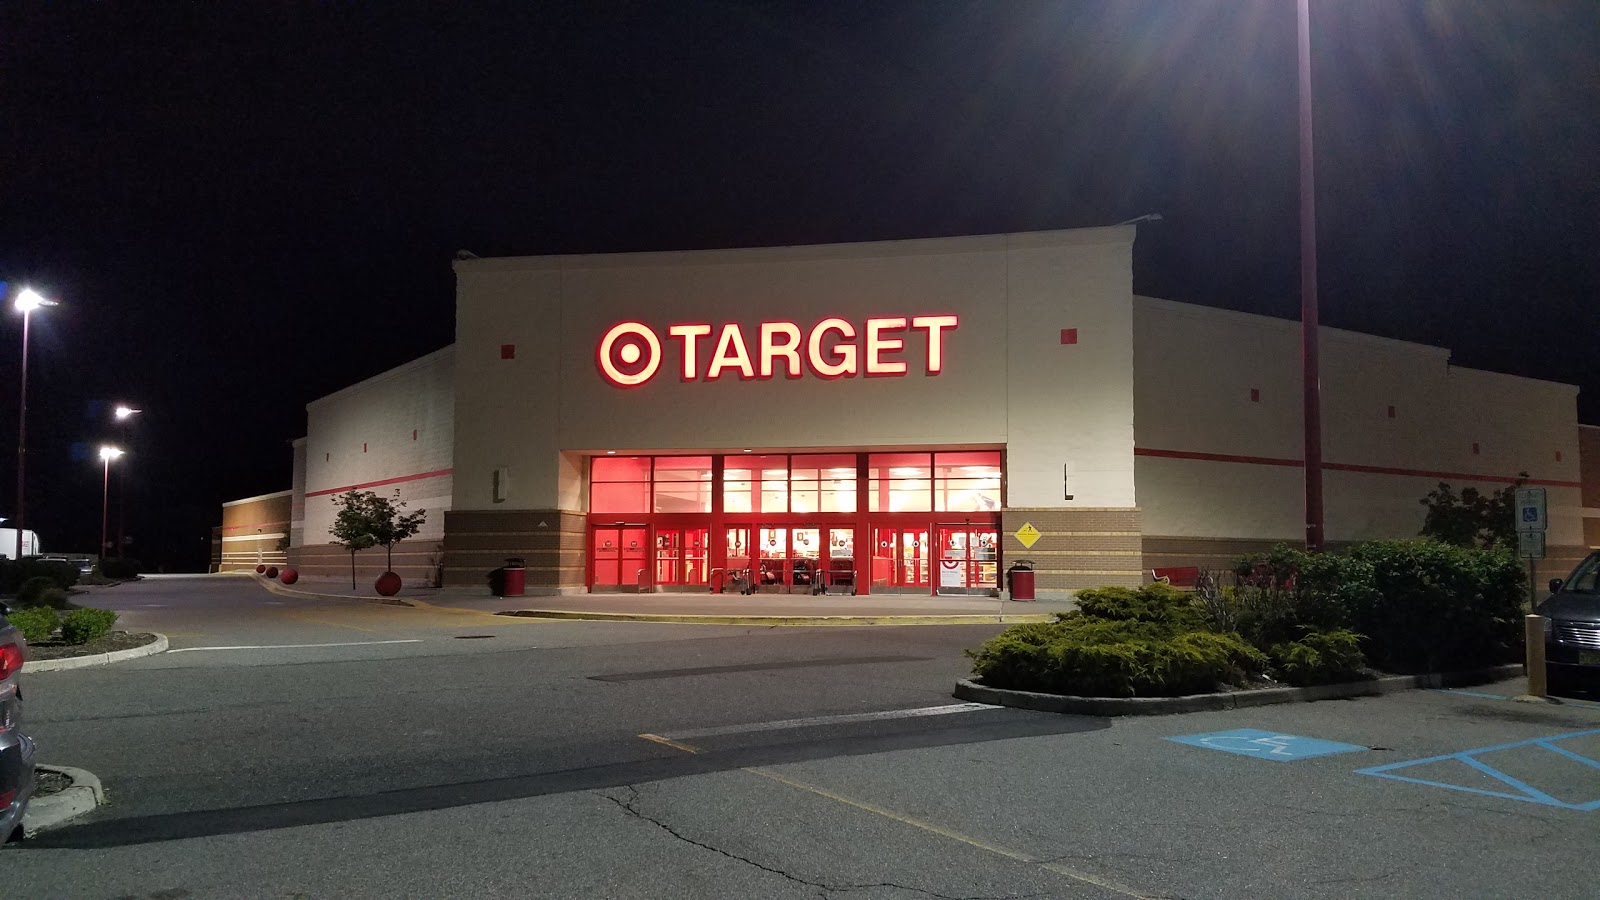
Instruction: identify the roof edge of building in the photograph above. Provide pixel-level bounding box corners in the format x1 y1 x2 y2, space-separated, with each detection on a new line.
305 343 456 411
451 225 1137 273
222 489 293 508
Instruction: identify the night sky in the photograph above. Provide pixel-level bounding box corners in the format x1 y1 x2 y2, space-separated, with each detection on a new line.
2 1 1596 571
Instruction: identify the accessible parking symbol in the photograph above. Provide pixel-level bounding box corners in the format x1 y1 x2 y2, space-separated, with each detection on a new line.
1168 728 1367 762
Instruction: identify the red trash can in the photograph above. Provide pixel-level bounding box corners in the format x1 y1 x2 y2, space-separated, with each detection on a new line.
501 557 526 597
1008 562 1036 601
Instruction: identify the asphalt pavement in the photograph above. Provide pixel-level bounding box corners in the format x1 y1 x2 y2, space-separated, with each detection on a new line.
6 575 1600 898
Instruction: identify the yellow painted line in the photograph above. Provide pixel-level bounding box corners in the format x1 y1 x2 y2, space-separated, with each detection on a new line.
638 733 703 755
637 731 1152 898
500 610 1053 627
745 767 1154 899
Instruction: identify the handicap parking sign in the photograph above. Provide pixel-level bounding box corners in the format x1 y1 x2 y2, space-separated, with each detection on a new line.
1168 728 1367 762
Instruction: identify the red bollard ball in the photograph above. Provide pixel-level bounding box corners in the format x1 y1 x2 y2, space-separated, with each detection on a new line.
279 567 299 585
264 566 279 579
255 564 267 574
375 571 403 597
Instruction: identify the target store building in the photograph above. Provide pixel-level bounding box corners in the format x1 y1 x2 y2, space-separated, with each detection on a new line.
232 226 1591 598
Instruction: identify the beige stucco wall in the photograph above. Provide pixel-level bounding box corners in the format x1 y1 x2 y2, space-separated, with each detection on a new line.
452 228 1138 514
298 346 455 547
1133 296 1583 557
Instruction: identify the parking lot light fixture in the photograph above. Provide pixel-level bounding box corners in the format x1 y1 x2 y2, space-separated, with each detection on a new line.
13 287 58 562
99 446 125 563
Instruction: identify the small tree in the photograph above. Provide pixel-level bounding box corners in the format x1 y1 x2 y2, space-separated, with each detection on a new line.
330 491 380 589
1419 474 1527 550
366 489 427 574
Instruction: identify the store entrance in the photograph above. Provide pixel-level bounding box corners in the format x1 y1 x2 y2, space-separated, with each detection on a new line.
719 524 856 594
870 526 931 592
654 527 709 589
935 525 999 594
592 525 648 590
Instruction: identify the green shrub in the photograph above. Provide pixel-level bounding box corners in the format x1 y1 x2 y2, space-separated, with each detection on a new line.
1269 629 1368 686
17 576 59 607
1342 540 1523 672
98 558 142 580
1074 584 1204 628
7 606 59 643
968 617 1265 698
60 607 117 645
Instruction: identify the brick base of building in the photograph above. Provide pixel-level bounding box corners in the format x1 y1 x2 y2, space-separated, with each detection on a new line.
442 509 586 592
1000 507 1143 596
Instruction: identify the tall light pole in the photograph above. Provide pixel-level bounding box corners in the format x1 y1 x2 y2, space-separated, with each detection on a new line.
99 446 124 564
113 405 141 558
13 287 59 562
1298 0 1324 551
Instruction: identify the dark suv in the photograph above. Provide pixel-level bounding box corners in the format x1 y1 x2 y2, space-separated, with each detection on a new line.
1539 551 1600 693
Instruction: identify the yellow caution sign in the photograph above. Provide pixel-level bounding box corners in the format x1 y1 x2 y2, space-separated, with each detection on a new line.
1014 522 1041 549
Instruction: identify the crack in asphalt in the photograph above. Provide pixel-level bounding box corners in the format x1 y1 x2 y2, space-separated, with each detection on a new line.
601 785 1043 900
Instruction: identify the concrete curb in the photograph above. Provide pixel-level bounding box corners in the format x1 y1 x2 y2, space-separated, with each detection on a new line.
954 663 1525 716
251 574 416 608
21 765 105 838
498 609 1055 627
24 633 169 673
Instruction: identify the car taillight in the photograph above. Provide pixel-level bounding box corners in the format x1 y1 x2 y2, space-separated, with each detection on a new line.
0 788 15 810
0 643 23 681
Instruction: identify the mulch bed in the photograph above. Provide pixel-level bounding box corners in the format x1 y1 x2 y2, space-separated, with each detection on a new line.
33 769 71 797
27 631 159 661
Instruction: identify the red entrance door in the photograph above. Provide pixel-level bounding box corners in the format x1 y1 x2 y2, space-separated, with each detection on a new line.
592 526 648 589
870 527 930 590
936 525 1000 593
655 527 709 586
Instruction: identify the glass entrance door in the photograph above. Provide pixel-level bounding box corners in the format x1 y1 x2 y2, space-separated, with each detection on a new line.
935 525 999 593
655 527 709 587
592 526 649 588
870 526 930 590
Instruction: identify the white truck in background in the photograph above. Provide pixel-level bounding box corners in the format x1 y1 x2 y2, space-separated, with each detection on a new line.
0 528 41 560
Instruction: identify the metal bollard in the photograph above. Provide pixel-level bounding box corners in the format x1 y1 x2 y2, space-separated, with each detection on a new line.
1524 614 1547 698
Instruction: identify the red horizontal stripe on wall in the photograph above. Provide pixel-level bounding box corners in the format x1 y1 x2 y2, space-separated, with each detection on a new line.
1133 447 1580 488
305 468 454 498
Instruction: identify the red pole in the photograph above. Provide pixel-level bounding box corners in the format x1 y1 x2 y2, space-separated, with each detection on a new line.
1298 0 1324 551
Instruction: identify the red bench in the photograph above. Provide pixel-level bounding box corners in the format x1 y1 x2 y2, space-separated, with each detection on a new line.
1150 566 1200 589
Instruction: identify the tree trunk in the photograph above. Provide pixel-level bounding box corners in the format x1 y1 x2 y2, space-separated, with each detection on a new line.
350 551 357 590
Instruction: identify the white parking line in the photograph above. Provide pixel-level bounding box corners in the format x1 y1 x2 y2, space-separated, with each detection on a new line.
662 702 992 741
167 640 422 653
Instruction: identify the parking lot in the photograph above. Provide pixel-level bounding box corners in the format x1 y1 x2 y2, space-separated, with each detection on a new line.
10 579 1600 899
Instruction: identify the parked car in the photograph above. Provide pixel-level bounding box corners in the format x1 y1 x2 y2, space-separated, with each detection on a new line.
0 602 35 842
1539 550 1600 693
40 555 93 577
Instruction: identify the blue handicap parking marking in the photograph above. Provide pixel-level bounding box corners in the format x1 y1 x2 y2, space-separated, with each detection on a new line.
1357 727 1600 811
1168 728 1368 762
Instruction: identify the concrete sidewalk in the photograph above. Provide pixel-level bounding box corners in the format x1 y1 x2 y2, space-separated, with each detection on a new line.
256 574 1073 623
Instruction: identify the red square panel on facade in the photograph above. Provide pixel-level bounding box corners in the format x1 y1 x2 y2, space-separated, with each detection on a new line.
1059 328 1078 345
501 344 516 359
1387 405 1396 418
1250 388 1260 402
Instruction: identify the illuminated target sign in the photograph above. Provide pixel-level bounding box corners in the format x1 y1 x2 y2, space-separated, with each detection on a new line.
597 315 958 388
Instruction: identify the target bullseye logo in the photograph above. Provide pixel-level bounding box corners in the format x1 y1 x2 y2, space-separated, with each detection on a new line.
598 322 662 387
